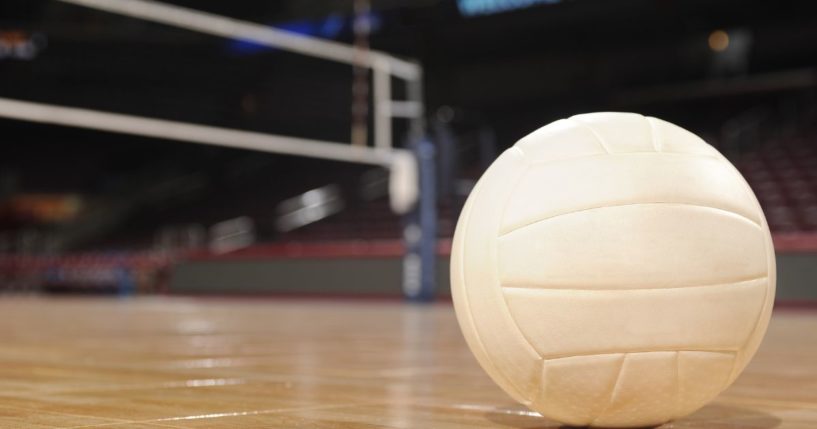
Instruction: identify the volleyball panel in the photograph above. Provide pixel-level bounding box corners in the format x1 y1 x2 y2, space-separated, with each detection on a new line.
500 152 761 235
503 278 767 359
498 204 767 289
533 350 735 427
450 147 541 404
570 112 657 153
568 113 722 158
514 119 608 162
536 353 625 426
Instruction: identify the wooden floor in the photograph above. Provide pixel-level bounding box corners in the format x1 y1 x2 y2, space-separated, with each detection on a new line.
0 297 814 428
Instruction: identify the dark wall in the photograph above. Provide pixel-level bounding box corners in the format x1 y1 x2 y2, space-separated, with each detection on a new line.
171 252 816 301
777 253 817 301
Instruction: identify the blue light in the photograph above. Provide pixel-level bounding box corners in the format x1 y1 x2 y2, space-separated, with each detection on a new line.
229 19 321 55
227 12 379 56
457 0 561 17
321 13 344 39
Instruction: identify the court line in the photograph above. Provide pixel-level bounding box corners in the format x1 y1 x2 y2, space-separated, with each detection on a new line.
433 403 543 418
0 401 136 428
60 403 380 428
66 423 186 429
39 378 251 395
139 402 384 425
64 421 187 429
74 401 559 427
151 404 351 422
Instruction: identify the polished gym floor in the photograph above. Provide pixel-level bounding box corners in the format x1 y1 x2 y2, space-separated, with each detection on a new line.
0 297 814 428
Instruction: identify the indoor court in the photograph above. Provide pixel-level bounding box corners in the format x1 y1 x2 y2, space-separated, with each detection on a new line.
2 0 817 428
0 299 815 428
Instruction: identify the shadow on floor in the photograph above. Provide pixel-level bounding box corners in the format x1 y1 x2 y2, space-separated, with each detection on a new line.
484 403 781 429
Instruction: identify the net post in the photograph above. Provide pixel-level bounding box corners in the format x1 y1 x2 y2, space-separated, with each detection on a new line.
116 265 135 297
402 138 437 302
406 70 426 142
373 58 393 149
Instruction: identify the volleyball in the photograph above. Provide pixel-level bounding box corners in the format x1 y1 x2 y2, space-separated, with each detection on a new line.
450 112 776 427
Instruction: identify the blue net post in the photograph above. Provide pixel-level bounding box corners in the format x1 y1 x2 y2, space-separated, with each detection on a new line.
402 139 437 302
117 266 135 297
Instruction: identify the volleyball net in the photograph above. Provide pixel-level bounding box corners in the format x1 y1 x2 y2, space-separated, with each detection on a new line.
0 0 437 300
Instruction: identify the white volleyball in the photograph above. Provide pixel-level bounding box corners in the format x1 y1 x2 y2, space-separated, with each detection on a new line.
450 112 775 427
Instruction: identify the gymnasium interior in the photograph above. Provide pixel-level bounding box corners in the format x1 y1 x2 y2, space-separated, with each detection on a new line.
1 0 816 427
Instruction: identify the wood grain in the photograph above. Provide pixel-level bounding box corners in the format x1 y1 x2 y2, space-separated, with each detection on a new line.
0 297 813 428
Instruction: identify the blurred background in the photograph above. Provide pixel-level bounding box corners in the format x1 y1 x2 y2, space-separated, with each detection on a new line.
1 0 816 301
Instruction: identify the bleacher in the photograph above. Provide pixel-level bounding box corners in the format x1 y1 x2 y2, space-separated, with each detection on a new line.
4 120 817 295
738 134 817 232
283 199 460 242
